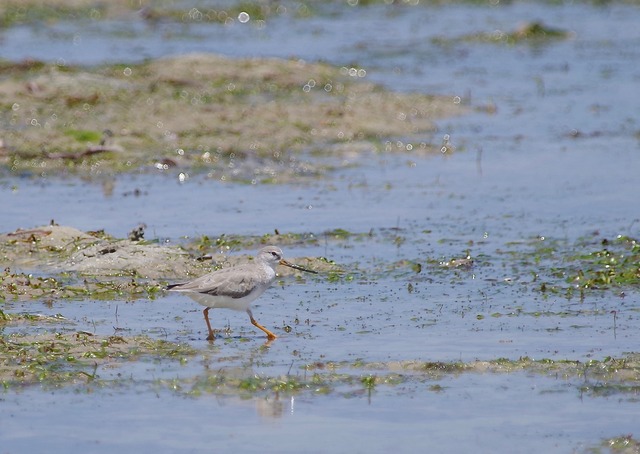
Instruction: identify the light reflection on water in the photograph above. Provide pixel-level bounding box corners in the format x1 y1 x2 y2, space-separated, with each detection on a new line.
1 2 640 452
1 140 636 241
1 370 638 453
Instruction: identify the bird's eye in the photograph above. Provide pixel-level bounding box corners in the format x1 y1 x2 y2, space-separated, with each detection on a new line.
271 251 278 257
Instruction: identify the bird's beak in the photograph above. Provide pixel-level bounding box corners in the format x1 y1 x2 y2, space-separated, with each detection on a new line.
279 259 318 274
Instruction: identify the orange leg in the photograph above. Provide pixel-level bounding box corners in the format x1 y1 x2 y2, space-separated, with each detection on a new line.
247 309 277 340
203 307 215 341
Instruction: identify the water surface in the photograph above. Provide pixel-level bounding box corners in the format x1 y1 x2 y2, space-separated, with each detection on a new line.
1 2 639 452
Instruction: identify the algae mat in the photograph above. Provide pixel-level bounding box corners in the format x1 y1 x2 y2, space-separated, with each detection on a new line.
0 54 463 180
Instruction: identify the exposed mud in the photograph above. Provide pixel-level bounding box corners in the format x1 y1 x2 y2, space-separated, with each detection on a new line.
0 0 638 451
0 53 464 181
0 224 339 301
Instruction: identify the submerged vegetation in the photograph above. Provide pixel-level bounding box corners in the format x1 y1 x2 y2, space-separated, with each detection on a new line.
1 224 638 302
590 435 640 454
0 0 637 452
502 234 640 297
0 331 196 388
433 20 573 46
142 353 640 401
1 223 638 396
566 236 640 290
3 313 640 401
0 0 634 29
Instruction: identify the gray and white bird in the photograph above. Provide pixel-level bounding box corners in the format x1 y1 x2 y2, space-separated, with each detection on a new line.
167 246 317 341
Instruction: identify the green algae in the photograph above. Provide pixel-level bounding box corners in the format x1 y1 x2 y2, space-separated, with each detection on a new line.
1 223 639 398
0 224 345 303
566 236 640 290
502 234 640 297
0 331 196 388
150 353 640 400
0 2 108 27
434 21 574 47
591 435 640 453
0 54 462 181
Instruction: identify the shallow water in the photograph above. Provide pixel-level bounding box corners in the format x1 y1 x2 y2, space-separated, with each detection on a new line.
2 374 638 454
4 141 637 241
2 1 640 452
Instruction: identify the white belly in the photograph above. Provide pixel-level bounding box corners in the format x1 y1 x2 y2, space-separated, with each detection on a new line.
182 284 270 311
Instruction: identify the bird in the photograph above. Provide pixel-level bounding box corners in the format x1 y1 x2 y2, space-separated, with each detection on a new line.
167 246 317 341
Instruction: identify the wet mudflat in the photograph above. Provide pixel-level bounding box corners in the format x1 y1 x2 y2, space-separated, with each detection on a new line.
1 1 640 453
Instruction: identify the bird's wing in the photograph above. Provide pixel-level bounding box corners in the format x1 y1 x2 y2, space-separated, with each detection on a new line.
168 266 262 299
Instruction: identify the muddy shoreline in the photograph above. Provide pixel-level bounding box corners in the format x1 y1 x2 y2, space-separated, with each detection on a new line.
1 0 639 451
1 53 464 182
